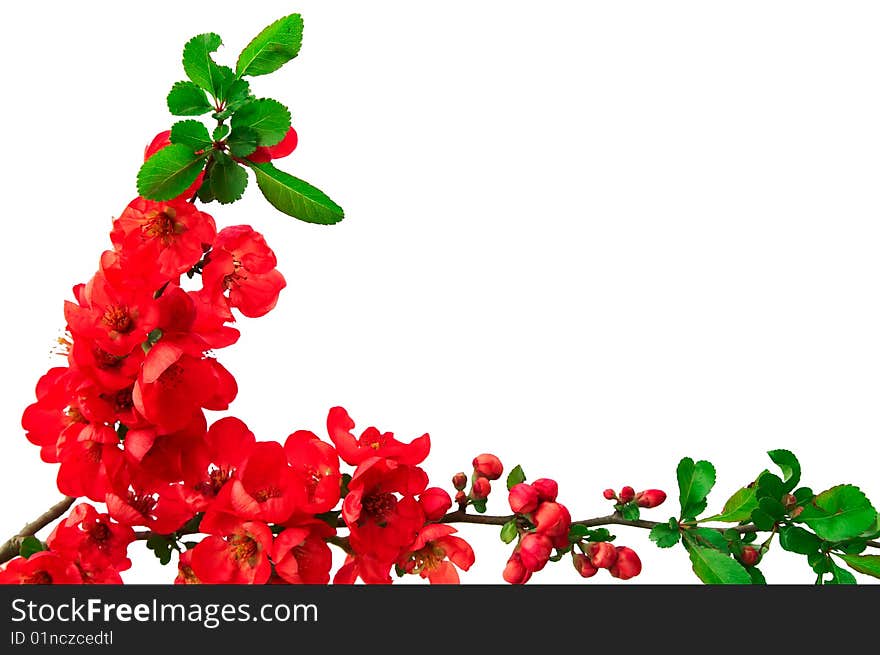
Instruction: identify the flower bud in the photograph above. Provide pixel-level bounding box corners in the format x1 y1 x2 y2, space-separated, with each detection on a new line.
454 490 467 506
782 493 797 510
532 501 572 549
471 476 491 499
603 488 617 501
609 546 641 580
532 478 558 502
472 453 503 480
508 483 539 514
739 545 759 567
452 472 468 491
519 533 553 572
635 489 667 509
587 541 618 569
503 553 532 585
619 486 635 503
573 553 599 578
419 487 452 521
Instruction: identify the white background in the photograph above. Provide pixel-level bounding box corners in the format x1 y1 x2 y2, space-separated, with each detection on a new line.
1 0 879 584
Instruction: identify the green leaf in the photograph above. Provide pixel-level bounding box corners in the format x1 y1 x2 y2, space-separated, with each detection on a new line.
314 510 341 528
703 486 758 523
506 465 526 491
767 449 801 493
231 98 291 147
251 162 345 225
146 534 175 566
799 485 878 541
756 472 783 501
182 33 226 98
838 553 880 579
19 536 46 559
687 528 730 554
225 79 252 109
620 503 640 521
793 486 814 504
167 81 213 116
213 124 230 140
471 498 487 514
137 144 207 201
568 524 589 540
228 126 259 157
170 120 212 151
750 508 776 532
677 457 716 520
748 567 767 585
236 13 304 77
500 520 518 544
210 153 249 204
583 528 615 543
758 496 786 521
688 546 751 584
778 525 821 555
826 561 857 585
649 522 680 548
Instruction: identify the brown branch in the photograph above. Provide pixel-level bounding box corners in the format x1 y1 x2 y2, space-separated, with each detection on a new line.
0 496 76 564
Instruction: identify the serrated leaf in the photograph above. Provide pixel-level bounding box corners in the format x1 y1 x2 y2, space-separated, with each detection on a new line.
703 486 758 523
826 561 857 585
146 534 175 566
687 528 730 554
182 33 226 98
231 98 291 147
756 472 783 501
768 449 801 493
620 503 640 521
677 457 716 520
213 124 230 140
799 485 877 541
758 496 786 521
225 79 252 109
838 553 880 579
793 486 814 504
167 81 213 116
236 13 304 77
19 536 46 559
251 162 344 225
568 524 589 541
779 525 821 555
137 144 207 201
228 126 259 157
506 465 526 491
649 522 680 548
748 567 767 585
500 520 518 544
210 154 248 204
170 120 212 151
688 546 751 584
750 508 776 531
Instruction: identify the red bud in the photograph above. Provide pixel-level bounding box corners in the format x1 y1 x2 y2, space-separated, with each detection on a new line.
419 487 452 521
635 489 667 509
471 476 491 499
508 483 539 514
619 486 635 503
452 472 468 491
472 453 504 480
609 546 641 580
587 541 618 569
532 478 558 502
519 533 553 572
603 488 617 501
532 501 572 549
503 553 532 585
573 553 598 578
454 490 467 506
740 546 759 567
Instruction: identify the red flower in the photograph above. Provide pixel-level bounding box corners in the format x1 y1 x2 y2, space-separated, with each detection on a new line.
181 417 255 512
123 414 207 487
21 367 79 463
174 549 201 584
201 225 286 318
56 438 126 503
399 524 474 584
333 552 395 585
271 522 335 584
284 430 341 515
0 552 82 584
246 126 298 164
46 503 135 573
190 521 274 584
326 406 430 466
105 484 192 534
111 197 216 278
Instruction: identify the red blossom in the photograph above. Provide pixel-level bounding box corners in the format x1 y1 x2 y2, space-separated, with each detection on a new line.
284 430 341 515
0 552 82 584
418 487 452 521
271 522 335 584
190 521 273 584
46 503 135 573
326 407 430 467
399 524 475 584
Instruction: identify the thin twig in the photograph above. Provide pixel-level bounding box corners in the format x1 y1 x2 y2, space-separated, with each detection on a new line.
0 496 76 564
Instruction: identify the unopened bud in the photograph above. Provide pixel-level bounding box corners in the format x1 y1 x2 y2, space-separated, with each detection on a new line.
573 553 598 578
587 541 618 569
508 483 539 514
635 489 667 509
503 553 531 585
471 476 491 499
609 546 642 580
472 453 503 480
603 488 617 501
419 487 452 521
619 486 635 503
532 478 558 502
455 490 467 506
782 493 797 510
452 472 468 491
519 533 553 572
740 545 759 567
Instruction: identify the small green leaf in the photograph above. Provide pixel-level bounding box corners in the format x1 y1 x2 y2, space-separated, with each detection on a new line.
210 153 249 204
568 524 590 541
703 486 758 523
250 163 345 225
19 536 46 559
758 496 786 521
314 510 341 528
793 486 814 504
767 449 801 493
620 503 640 521
213 124 230 140
750 508 776 531
688 546 751 584
838 553 880 579
231 98 291 147
649 522 680 548
748 567 767 585
225 79 252 109
236 13 304 77
756 472 784 501
146 534 175 566
506 465 526 491
778 525 821 555
170 120 212 151
182 33 225 98
228 126 259 157
687 528 730 554
167 81 213 116
470 498 487 514
500 520 518 544
799 485 877 541
677 457 716 520
137 144 207 201
826 561 857 585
